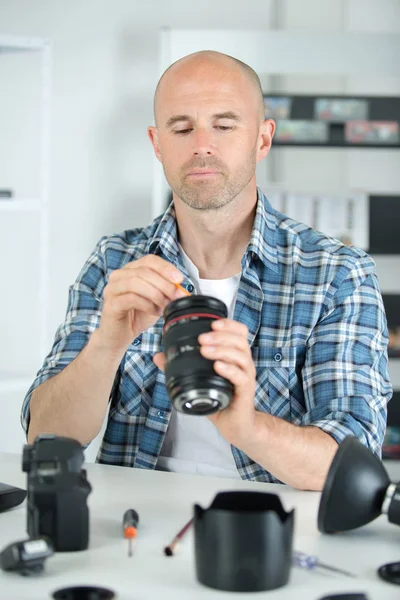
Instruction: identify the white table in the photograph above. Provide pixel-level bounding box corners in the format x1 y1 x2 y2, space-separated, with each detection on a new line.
0 452 399 600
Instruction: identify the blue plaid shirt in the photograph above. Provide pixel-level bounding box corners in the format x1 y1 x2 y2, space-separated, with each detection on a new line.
21 189 392 483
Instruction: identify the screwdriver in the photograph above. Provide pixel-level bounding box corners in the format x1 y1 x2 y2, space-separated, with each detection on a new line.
293 550 355 577
123 509 139 557
174 282 191 296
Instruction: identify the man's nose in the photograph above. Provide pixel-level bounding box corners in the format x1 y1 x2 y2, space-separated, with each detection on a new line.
192 128 214 156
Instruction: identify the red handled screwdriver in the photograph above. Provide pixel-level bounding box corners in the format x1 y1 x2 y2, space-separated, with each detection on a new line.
123 509 139 557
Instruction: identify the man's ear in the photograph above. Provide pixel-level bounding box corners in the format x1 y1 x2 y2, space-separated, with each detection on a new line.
256 119 275 163
148 126 162 163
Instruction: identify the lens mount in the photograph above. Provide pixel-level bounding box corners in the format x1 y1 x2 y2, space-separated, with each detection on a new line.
174 388 231 416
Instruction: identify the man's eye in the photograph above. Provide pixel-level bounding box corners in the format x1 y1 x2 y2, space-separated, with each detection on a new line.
174 128 192 135
215 125 233 131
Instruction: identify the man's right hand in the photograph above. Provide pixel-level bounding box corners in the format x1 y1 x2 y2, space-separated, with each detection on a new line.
97 255 187 355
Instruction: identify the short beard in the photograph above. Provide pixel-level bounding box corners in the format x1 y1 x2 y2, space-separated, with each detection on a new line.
167 150 257 211
177 178 238 210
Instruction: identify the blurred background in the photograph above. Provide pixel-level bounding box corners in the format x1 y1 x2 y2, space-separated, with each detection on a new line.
0 0 399 458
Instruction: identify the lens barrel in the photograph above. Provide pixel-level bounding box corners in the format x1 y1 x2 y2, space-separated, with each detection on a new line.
163 295 234 415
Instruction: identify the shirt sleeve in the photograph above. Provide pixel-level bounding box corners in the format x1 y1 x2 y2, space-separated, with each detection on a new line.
301 256 392 457
20 238 108 435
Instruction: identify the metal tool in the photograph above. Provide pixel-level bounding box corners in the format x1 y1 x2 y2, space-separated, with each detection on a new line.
122 509 139 557
164 517 193 556
293 550 355 578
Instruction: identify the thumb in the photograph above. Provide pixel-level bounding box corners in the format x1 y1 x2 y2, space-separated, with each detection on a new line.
153 352 166 372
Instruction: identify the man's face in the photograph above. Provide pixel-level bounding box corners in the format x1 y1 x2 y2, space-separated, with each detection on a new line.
149 62 267 211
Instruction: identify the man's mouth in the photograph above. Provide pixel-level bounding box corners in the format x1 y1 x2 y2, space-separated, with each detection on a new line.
186 170 220 178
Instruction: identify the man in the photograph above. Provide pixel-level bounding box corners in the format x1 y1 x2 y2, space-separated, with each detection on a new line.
21 51 392 490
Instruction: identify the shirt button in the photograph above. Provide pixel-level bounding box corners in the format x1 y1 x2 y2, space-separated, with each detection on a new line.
157 410 166 418
274 352 283 362
133 337 141 346
186 283 194 293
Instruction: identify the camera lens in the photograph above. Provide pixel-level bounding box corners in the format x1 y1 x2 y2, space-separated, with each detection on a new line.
163 295 234 416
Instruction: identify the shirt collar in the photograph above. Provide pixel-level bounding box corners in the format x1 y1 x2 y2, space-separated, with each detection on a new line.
146 187 279 273
245 187 279 273
145 202 181 264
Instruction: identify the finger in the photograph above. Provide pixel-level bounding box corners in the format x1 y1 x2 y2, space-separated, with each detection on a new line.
109 268 185 303
123 255 184 285
211 318 249 338
198 331 250 353
200 345 255 374
105 276 182 312
104 278 168 311
104 292 162 317
213 360 251 388
153 352 166 372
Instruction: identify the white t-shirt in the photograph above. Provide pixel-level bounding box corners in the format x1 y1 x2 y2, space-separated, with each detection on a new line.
156 246 242 479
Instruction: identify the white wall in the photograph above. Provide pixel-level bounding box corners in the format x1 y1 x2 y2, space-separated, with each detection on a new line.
0 0 399 457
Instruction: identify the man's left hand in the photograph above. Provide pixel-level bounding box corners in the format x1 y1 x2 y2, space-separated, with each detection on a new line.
153 318 258 446
198 319 257 445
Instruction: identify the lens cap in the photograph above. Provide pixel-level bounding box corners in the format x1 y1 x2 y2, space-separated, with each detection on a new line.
52 585 115 599
378 561 400 585
318 594 368 600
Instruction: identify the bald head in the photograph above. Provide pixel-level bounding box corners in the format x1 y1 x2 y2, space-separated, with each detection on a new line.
153 50 265 125
147 50 275 213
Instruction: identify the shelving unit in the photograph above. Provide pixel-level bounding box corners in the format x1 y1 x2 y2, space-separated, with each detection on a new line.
0 35 51 395
154 28 400 428
263 92 400 148
0 199 42 212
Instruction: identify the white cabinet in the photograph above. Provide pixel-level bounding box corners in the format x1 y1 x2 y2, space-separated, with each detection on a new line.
0 36 51 397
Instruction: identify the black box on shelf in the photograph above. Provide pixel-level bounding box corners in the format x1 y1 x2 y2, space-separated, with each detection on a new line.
368 196 400 255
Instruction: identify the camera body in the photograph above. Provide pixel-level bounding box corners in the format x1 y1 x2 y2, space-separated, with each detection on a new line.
22 434 92 552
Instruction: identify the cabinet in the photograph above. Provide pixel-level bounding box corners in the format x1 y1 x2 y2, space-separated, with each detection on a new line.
0 35 51 397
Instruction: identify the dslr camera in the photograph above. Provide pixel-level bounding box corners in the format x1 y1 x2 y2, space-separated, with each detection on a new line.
22 434 92 552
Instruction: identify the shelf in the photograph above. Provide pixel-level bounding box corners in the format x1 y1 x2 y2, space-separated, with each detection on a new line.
0 199 42 212
0 33 50 454
0 35 48 52
272 142 400 149
0 372 34 394
264 93 400 149
387 391 400 428
389 359 400 390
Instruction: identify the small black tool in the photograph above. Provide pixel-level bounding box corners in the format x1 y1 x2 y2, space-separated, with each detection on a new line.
0 537 53 576
123 509 139 557
164 517 193 556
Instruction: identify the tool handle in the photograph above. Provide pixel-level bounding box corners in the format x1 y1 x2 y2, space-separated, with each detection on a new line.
123 509 139 531
292 550 318 570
